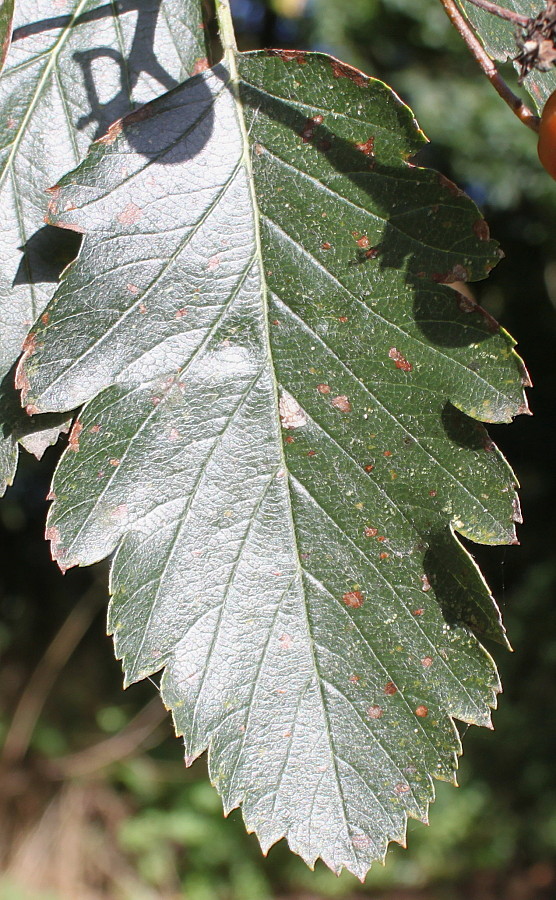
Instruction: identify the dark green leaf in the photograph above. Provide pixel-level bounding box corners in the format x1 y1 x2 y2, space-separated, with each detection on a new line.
0 0 208 489
18 51 528 876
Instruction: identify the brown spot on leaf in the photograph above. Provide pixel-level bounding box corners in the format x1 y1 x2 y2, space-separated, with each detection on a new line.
412 608 425 616
265 48 307 63
343 590 364 608
46 490 56 501
365 247 380 259
365 527 378 537
284 435 295 444
207 255 220 270
279 633 293 649
353 233 370 248
384 681 398 695
433 264 469 284
421 656 433 667
355 137 375 156
14 332 37 402
429 490 437 497
175 308 188 318
473 219 490 241
421 574 431 592
68 420 83 452
96 119 123 145
379 552 389 559
41 312 50 325
364 464 374 472
109 458 120 466
191 56 209 75
383 450 392 457
300 113 324 143
438 173 463 197
395 783 410 793
330 57 367 86
90 425 101 433
117 203 143 226
307 450 316 457
349 674 360 683
139 303 147 314
337 315 348 323
331 395 352 412
367 704 383 719
388 347 413 371
316 383 331 394
127 283 139 294
321 241 331 250
415 705 428 717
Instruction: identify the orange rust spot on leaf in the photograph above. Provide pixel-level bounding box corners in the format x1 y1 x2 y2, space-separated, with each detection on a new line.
388 347 413 372
421 656 433 667
383 450 392 457
316 383 331 394
191 56 210 75
412 608 425 616
331 395 351 412
365 247 380 259
343 590 364 608
365 527 378 537
415 705 428 717
384 681 398 695
337 315 348 323
117 203 143 225
321 241 332 250
307 450 317 457
364 464 374 472
379 552 389 559
367 705 383 719
355 235 370 249
68 420 83 452
284 435 295 443
349 674 360 683
330 57 367 86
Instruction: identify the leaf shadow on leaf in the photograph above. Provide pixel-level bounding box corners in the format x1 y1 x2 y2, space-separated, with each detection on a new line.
412 288 495 349
12 0 181 142
13 226 82 288
239 79 495 287
0 364 72 455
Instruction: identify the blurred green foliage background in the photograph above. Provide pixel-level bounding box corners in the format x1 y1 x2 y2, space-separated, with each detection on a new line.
1 0 556 897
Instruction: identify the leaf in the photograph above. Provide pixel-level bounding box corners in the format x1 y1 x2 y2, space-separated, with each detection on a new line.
17 48 529 877
458 0 556 107
0 0 208 490
0 0 15 74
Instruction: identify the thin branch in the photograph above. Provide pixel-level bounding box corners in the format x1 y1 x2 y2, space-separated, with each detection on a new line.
2 587 104 765
463 0 529 27
439 0 540 132
48 697 169 778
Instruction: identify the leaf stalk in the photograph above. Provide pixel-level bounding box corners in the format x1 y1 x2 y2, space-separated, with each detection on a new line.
439 0 540 132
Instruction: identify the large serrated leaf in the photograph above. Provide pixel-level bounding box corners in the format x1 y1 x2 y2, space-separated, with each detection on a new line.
17 48 529 876
0 0 208 489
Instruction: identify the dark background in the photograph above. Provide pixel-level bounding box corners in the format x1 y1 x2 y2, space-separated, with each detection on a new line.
1 1 556 897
